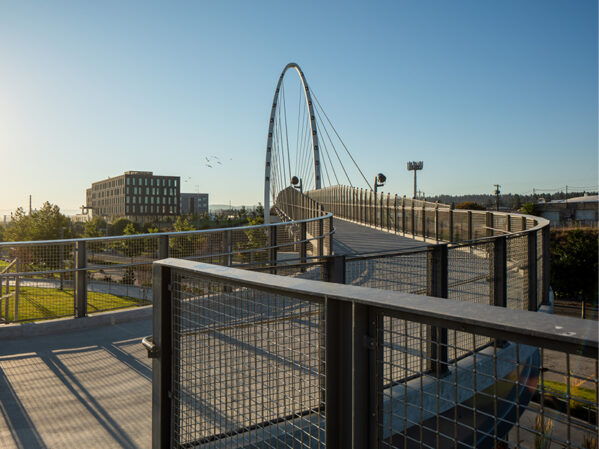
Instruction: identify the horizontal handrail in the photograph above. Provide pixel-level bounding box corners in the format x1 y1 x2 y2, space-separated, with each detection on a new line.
156 258 597 358
0 212 333 247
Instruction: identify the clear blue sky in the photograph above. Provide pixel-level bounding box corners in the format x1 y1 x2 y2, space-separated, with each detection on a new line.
0 0 597 214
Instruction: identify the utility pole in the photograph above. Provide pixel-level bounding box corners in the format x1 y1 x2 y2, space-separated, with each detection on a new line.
407 161 423 199
494 184 501 210
29 195 32 215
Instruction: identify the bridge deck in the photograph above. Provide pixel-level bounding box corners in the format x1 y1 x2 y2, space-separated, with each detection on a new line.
332 218 429 255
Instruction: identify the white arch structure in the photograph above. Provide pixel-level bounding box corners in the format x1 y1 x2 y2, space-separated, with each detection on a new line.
264 63 322 223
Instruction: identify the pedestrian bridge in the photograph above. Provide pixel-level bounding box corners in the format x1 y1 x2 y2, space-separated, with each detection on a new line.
0 63 597 449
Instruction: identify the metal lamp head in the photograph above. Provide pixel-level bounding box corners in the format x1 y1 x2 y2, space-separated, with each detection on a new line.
291 176 299 186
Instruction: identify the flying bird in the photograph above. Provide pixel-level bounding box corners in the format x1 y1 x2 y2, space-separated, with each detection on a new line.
206 164 212 168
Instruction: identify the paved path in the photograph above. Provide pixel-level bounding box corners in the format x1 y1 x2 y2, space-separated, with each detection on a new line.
0 319 152 449
332 218 429 255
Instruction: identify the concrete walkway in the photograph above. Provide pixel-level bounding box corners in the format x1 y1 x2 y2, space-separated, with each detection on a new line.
0 318 152 449
332 218 429 255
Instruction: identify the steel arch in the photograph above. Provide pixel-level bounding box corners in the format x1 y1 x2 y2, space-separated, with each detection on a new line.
264 63 322 223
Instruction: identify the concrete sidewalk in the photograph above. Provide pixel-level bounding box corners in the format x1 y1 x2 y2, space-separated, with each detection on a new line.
0 319 152 449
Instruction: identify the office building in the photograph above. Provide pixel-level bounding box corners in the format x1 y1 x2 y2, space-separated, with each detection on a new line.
180 193 209 215
86 171 180 220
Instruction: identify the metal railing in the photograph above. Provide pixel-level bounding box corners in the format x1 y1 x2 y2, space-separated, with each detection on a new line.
151 259 598 449
302 185 551 308
0 214 332 323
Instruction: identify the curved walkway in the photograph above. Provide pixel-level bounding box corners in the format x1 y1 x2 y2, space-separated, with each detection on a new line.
332 218 429 255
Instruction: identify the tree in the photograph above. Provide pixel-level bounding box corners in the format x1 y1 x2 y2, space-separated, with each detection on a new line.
512 194 522 210
3 202 72 270
455 201 486 211
109 218 138 236
236 216 268 262
84 217 107 238
255 203 265 218
4 203 72 242
120 223 142 257
170 216 197 257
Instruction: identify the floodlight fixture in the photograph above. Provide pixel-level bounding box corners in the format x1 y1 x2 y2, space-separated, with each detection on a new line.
374 173 386 194
291 176 302 194
407 161 424 199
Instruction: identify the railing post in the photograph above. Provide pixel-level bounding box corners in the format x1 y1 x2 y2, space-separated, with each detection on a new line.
467 211 473 241
327 215 334 256
325 296 376 448
393 195 398 234
427 244 448 376
435 203 439 242
449 207 454 242
506 214 511 233
269 226 277 272
75 241 87 318
521 216 527 231
158 234 169 259
401 197 406 235
492 236 507 307
299 221 307 264
411 202 415 238
14 259 20 322
486 212 493 237
528 230 538 311
541 225 551 305
222 230 232 267
152 263 172 449
373 192 377 228
421 204 426 240
324 254 345 284
317 217 324 257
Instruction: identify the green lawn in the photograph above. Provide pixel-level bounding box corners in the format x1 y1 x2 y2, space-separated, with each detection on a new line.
1 286 149 322
542 380 597 410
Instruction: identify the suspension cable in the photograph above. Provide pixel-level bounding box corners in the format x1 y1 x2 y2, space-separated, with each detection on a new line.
311 89 373 190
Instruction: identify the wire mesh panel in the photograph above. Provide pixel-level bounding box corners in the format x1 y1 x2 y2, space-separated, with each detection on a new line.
377 311 598 449
86 263 152 312
413 208 423 237
471 212 488 239
448 242 493 305
437 209 450 242
447 242 494 362
494 214 508 233
346 251 428 293
0 241 76 322
506 235 529 310
452 210 469 242
404 208 413 236
170 269 326 448
424 208 436 240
